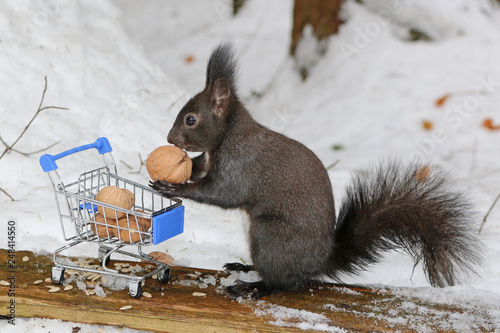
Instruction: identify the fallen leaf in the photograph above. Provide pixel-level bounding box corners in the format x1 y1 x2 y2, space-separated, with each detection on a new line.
483 118 500 130
415 166 431 182
422 120 433 131
435 93 450 107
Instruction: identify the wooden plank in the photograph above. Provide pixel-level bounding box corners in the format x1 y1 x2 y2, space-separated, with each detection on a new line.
0 249 494 332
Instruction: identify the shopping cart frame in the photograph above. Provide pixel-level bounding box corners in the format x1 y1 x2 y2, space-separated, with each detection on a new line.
39 137 184 297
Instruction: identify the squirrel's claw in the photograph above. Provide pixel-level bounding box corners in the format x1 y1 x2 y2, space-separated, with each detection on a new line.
149 180 178 197
223 262 255 273
224 282 259 300
224 281 276 300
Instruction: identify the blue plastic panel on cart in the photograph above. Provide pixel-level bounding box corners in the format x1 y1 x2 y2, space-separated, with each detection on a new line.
152 205 184 245
79 203 98 213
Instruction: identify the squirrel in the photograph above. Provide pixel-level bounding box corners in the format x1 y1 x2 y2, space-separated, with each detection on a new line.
150 43 483 299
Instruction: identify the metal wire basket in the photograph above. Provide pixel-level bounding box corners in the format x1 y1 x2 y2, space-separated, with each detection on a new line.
39 137 184 297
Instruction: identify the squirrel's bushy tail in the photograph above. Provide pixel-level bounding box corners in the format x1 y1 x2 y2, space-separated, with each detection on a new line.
329 160 482 287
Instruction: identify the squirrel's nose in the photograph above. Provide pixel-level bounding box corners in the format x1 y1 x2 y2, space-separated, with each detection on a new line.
167 130 175 145
167 129 183 147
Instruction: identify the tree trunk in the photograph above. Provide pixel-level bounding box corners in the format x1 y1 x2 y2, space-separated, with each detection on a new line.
290 0 344 79
233 0 247 16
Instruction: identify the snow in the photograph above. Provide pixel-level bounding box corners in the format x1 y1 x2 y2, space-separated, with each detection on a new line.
0 317 149 333
254 302 348 333
1 0 500 331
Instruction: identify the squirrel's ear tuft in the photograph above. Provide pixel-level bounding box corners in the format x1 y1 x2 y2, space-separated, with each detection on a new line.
205 42 238 95
212 78 231 116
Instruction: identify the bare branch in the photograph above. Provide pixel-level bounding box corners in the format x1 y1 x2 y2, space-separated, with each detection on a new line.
0 76 67 201
125 153 146 174
479 192 500 234
0 135 61 156
0 76 68 160
0 187 15 201
120 160 133 170
39 106 69 112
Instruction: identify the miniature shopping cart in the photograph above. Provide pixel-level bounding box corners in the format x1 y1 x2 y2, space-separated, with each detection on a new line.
39 137 184 297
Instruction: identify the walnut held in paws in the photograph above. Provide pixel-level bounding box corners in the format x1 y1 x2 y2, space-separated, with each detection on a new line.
95 186 135 219
146 145 192 183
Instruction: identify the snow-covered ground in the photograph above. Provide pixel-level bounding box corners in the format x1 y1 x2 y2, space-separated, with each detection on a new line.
1 0 500 331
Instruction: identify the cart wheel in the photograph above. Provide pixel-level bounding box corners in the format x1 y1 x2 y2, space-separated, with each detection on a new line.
103 256 111 266
51 266 65 285
157 267 171 284
129 280 142 298
98 247 111 266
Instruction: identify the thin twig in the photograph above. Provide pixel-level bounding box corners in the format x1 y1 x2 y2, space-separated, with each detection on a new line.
0 76 67 201
15 140 61 156
0 135 61 156
120 160 133 170
0 76 68 160
0 187 15 201
479 192 500 234
121 153 145 174
326 159 340 170
128 153 145 174
39 106 69 112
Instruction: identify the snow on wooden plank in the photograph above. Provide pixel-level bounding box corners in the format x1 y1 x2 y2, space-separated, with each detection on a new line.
0 250 494 332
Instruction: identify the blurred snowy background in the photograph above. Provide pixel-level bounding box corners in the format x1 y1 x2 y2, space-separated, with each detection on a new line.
1 0 500 331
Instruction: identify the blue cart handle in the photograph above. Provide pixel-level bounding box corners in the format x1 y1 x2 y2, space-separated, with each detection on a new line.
39 137 113 172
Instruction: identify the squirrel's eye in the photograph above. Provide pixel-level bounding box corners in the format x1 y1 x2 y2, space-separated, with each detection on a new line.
186 115 197 126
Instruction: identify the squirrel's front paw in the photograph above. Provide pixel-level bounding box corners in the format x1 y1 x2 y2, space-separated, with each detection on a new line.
149 180 182 197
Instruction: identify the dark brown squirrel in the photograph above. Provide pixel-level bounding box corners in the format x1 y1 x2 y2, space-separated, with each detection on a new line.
150 43 483 299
